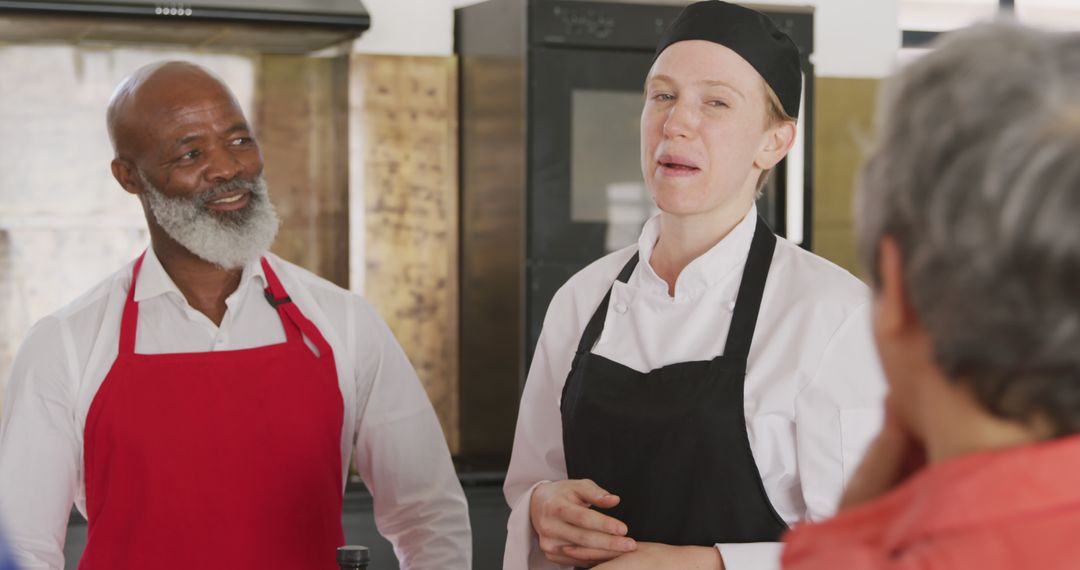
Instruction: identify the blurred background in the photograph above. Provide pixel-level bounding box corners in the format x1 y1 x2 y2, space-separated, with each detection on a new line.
0 0 1077 567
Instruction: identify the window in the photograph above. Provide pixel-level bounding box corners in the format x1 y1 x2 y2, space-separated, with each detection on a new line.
901 0 1080 50
901 0 1000 32
1017 0 1080 30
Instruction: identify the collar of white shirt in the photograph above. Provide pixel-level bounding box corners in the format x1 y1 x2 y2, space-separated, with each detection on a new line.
132 248 269 304
633 204 758 299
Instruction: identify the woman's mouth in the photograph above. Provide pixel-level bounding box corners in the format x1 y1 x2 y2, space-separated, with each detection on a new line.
657 156 702 177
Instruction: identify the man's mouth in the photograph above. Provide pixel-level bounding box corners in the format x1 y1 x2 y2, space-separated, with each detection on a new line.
205 190 251 211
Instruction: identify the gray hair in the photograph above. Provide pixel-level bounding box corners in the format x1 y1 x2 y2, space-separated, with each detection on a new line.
857 21 1080 435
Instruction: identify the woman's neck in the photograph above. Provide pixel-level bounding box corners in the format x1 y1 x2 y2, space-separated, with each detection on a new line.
649 203 753 297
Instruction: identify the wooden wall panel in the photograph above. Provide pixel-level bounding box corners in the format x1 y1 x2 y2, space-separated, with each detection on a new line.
458 57 525 462
353 55 460 453
256 55 351 289
813 77 881 277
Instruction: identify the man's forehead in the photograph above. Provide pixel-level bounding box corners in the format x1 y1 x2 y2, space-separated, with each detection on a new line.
115 62 236 115
154 108 249 157
134 72 236 109
129 80 247 132
140 91 244 121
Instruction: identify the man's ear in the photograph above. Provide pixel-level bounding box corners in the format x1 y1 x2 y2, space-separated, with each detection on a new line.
753 119 797 171
876 236 920 337
111 159 143 196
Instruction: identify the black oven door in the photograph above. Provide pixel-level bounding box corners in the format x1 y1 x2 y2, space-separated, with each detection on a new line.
526 46 653 357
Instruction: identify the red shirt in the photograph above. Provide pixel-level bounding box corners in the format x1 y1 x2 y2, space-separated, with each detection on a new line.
782 435 1080 570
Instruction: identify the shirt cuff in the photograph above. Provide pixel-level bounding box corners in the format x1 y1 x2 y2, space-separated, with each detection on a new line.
504 480 563 570
716 542 781 570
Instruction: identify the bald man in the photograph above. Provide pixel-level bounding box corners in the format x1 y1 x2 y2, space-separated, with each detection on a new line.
0 61 471 570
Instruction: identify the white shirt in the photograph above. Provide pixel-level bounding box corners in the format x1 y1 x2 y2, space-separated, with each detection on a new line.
0 248 471 570
503 206 887 570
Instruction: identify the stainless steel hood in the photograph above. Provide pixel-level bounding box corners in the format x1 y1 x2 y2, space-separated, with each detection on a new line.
0 0 371 53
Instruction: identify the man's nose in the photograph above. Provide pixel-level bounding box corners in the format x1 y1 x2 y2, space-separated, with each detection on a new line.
204 146 245 183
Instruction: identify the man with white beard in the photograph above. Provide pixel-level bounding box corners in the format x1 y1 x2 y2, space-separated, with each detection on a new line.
0 61 471 570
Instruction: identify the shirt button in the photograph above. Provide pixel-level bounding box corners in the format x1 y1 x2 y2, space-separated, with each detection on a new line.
614 303 628 314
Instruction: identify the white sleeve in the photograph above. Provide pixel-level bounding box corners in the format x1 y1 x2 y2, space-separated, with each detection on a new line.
0 317 80 570
503 293 578 570
350 302 472 570
793 302 887 522
717 543 782 570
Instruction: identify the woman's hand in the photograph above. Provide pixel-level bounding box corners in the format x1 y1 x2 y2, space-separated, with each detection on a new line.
530 479 637 566
839 400 926 511
585 543 724 570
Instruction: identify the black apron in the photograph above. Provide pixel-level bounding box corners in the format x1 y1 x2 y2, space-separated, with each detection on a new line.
560 215 787 548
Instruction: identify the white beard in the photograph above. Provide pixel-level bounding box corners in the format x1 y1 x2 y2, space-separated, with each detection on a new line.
140 172 280 270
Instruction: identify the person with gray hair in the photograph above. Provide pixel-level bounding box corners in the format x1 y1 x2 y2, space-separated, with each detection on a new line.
782 20 1080 570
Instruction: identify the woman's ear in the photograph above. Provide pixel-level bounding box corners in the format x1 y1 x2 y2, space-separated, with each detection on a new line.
754 119 797 171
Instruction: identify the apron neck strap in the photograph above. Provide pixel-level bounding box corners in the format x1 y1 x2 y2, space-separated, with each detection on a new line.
260 257 301 344
721 216 777 361
118 251 148 355
260 257 334 358
576 252 639 355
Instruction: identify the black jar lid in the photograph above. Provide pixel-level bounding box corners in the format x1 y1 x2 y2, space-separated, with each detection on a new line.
337 545 371 566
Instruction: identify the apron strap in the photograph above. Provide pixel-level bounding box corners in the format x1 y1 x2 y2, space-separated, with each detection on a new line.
260 257 334 359
722 216 777 361
118 251 148 356
575 252 639 355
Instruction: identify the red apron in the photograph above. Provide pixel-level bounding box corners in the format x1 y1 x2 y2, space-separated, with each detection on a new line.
80 253 345 569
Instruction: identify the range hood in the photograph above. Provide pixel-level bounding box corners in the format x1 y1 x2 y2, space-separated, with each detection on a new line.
0 0 370 53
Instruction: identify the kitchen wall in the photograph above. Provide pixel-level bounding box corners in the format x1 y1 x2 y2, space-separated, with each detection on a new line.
0 0 901 448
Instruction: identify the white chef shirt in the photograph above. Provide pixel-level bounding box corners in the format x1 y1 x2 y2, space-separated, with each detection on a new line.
0 248 471 570
503 206 887 570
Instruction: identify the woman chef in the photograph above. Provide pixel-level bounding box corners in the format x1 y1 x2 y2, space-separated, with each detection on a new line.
503 2 887 569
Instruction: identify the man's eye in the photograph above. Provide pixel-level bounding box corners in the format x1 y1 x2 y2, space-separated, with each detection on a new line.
707 100 729 108
653 93 675 102
179 150 200 161
229 137 253 146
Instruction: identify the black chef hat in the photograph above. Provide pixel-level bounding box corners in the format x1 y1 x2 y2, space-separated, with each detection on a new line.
654 1 803 118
